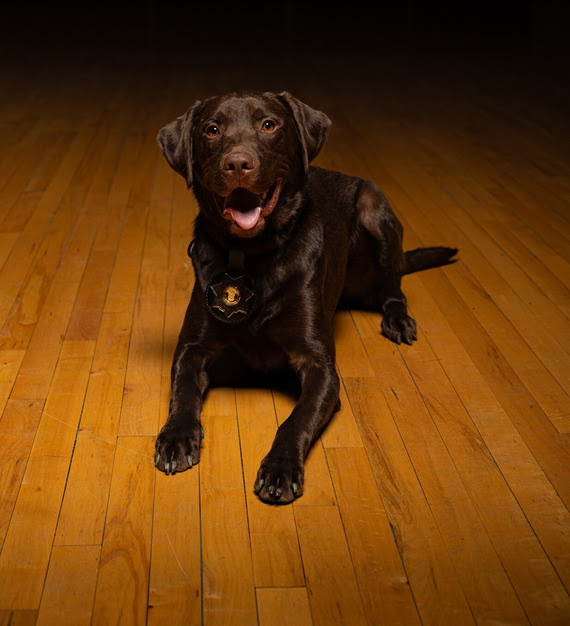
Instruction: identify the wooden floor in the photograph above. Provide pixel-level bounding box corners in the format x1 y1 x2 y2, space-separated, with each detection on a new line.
0 23 569 626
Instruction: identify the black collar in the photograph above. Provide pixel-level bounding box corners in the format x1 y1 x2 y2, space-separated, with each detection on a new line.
227 249 246 274
192 244 256 324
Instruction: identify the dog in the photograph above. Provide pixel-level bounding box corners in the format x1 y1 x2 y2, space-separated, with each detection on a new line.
154 91 457 504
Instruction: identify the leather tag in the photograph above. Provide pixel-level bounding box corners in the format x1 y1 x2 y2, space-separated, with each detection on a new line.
206 272 256 324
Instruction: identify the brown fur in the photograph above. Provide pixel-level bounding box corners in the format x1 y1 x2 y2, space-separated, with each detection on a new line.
155 91 457 503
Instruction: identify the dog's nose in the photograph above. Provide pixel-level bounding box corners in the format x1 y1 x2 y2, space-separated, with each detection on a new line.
223 151 255 175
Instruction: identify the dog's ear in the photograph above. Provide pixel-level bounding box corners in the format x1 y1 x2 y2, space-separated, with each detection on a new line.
157 101 201 188
277 92 331 174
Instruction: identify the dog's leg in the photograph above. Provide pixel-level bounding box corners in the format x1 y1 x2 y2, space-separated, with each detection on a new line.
356 180 417 345
254 350 340 504
155 292 219 474
155 345 209 475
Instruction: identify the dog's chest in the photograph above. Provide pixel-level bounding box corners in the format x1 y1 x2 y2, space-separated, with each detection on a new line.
233 331 290 373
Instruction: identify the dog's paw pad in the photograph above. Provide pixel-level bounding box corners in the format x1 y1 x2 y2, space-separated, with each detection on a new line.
381 312 417 345
254 457 304 504
155 421 202 475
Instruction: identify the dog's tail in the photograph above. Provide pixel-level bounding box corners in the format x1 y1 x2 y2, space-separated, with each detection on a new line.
403 247 458 275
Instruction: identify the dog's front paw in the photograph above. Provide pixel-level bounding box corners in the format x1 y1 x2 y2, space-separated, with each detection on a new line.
155 420 204 475
254 455 304 504
381 311 417 345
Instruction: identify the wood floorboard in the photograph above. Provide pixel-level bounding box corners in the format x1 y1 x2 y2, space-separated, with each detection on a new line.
0 14 568 625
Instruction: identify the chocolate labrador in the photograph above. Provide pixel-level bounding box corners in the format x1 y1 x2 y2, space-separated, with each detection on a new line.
155 91 457 504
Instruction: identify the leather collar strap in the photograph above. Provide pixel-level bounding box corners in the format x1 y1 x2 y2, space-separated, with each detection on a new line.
228 249 245 273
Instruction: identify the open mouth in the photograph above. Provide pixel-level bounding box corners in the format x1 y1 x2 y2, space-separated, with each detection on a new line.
221 179 282 232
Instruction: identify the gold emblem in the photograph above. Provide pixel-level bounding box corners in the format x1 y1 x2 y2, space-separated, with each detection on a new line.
208 275 255 321
222 285 241 307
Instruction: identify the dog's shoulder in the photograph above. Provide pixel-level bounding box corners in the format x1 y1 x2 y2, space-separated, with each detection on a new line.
307 165 365 215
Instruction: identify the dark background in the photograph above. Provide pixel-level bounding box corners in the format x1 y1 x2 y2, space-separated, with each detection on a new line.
1 1 569 143
1 1 569 69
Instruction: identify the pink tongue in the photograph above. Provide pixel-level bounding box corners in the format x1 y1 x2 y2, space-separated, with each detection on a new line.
230 206 262 230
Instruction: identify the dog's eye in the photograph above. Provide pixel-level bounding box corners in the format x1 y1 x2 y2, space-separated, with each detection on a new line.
261 119 277 132
205 124 220 138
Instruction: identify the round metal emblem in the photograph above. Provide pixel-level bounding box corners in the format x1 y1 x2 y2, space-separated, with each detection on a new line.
206 272 256 324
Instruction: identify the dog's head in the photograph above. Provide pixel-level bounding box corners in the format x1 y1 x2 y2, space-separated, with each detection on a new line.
158 91 331 239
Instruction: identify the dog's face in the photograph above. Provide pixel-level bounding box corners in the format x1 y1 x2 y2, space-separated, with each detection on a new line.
158 91 331 238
